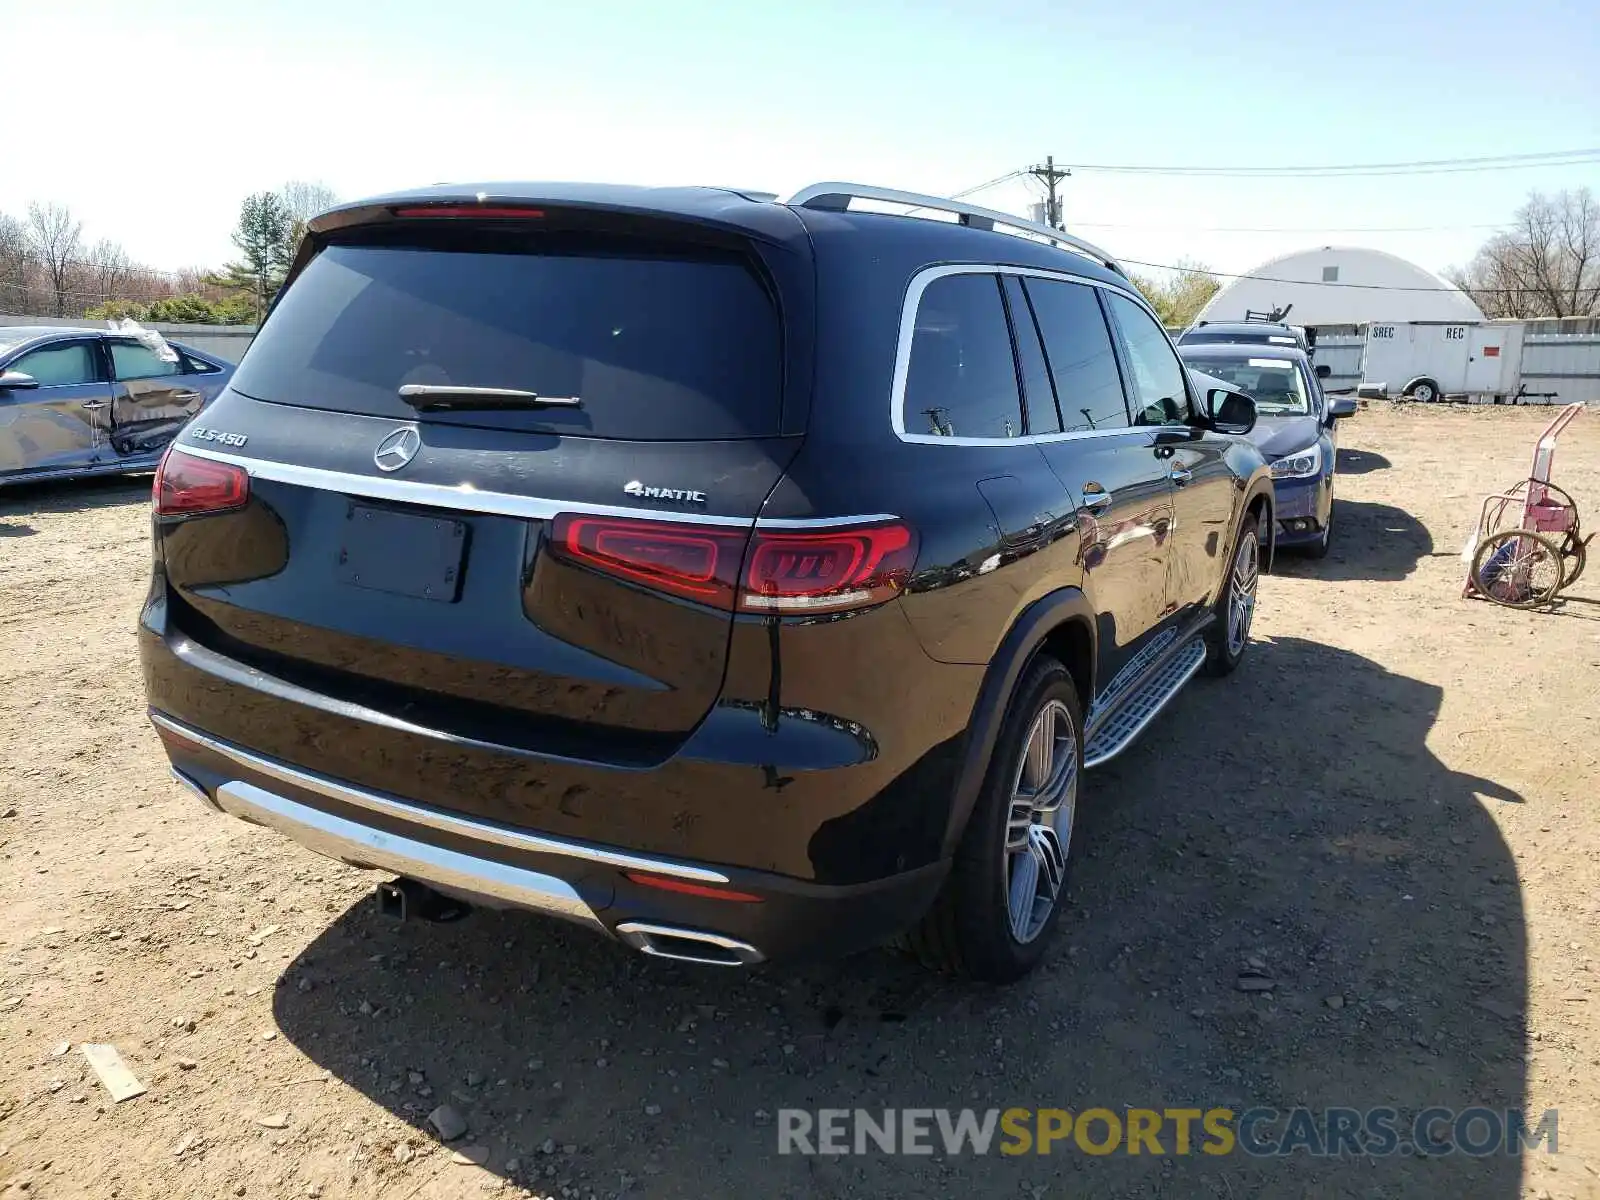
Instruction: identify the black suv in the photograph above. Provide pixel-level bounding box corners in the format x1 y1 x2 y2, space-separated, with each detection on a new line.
141 182 1273 982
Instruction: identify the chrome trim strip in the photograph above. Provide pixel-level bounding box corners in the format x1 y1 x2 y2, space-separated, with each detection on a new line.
213 780 605 931
614 921 764 966
151 711 732 883
172 443 893 529
888 264 1159 447
784 182 1124 275
169 767 216 810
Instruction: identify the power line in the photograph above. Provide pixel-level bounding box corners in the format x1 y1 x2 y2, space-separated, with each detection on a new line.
1067 148 1600 178
949 170 1025 199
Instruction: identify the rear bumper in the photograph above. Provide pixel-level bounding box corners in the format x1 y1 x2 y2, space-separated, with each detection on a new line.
153 710 947 964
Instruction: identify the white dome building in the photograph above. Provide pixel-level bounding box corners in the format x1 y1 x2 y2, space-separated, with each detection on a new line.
1194 246 1486 327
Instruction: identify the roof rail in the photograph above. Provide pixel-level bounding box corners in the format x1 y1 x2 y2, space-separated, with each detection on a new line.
783 182 1125 277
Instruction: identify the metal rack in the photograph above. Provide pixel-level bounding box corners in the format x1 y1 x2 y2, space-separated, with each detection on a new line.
783 182 1125 277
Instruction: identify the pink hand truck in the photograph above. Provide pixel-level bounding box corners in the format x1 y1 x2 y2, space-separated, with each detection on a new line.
1463 403 1590 609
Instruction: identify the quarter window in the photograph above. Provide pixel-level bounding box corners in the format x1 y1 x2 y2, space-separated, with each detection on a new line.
1022 279 1130 432
9 342 99 387
1105 293 1192 426
110 341 183 381
903 273 1024 439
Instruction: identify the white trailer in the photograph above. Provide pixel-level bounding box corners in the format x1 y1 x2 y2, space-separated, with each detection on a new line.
1355 319 1537 403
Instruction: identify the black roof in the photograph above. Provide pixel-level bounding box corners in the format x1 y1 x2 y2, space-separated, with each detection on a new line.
310 182 1132 292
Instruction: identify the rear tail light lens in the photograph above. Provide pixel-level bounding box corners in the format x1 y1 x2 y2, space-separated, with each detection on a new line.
154 447 249 517
549 515 917 615
742 524 915 612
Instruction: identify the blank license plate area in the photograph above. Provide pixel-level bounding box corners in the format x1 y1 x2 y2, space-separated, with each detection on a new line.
336 504 466 603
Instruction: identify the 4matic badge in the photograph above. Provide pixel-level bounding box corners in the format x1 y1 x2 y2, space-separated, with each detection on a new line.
624 480 707 504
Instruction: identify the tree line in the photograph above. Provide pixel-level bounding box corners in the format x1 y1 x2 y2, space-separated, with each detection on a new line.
0 182 337 326
1447 188 1600 319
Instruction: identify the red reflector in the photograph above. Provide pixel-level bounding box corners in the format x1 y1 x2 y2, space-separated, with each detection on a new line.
392 205 545 219
153 448 249 516
549 514 918 615
1484 345 1501 357
623 872 764 903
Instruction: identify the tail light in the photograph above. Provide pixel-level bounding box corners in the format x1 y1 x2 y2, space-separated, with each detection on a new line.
392 205 546 219
549 515 917 615
153 448 249 517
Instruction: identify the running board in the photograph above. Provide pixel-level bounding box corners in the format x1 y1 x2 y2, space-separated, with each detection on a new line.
1084 638 1208 768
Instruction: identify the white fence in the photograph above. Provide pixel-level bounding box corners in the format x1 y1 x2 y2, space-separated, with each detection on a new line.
0 315 255 363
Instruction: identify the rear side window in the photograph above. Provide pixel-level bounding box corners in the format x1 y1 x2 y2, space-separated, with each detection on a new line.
1001 276 1060 434
230 240 782 439
903 273 1023 439
1023 279 1129 432
111 341 182 381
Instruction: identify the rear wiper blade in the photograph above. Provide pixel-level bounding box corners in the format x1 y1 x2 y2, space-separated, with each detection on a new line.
397 384 582 412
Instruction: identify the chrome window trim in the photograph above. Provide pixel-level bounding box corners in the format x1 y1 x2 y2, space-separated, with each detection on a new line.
889 263 1164 447
172 443 895 529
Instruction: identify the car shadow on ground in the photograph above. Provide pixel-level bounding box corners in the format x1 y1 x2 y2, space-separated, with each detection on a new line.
1276 499 1435 583
274 636 1528 1200
0 473 151 517
1335 447 1391 475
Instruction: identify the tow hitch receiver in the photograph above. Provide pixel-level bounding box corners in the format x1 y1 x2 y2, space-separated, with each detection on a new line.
375 878 472 924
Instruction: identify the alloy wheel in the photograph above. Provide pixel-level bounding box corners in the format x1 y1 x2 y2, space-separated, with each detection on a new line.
1227 532 1259 655
1003 699 1078 943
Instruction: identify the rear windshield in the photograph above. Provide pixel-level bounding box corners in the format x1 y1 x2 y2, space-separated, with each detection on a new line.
230 239 782 439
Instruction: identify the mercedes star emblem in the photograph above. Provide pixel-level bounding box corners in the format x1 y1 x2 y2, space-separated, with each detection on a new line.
374 427 422 472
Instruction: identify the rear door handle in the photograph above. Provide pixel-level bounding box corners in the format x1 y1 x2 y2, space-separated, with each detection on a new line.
1170 468 1193 485
1080 489 1113 512
80 400 107 410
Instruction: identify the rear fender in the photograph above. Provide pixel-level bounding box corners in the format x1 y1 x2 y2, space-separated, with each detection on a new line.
939 588 1097 857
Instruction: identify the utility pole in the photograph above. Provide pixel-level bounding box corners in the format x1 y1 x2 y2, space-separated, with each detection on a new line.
1027 155 1071 229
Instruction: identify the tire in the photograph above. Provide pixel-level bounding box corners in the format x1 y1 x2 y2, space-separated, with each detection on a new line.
1203 512 1261 676
1304 494 1334 559
1470 529 1564 608
1404 378 1440 403
903 655 1083 983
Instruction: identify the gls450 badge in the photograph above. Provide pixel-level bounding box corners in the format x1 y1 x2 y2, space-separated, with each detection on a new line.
189 427 248 448
624 480 707 504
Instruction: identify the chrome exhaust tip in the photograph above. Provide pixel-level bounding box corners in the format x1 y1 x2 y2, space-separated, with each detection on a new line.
615 922 764 967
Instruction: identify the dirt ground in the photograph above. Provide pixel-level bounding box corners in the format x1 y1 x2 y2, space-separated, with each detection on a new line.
2 405 1598 1200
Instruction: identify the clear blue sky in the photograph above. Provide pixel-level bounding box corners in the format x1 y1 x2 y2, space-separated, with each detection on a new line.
6 0 1597 281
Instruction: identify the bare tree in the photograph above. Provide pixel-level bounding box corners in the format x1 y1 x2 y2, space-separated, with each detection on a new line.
85 238 133 307
0 213 28 314
277 180 339 265
1448 188 1600 318
26 201 83 317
